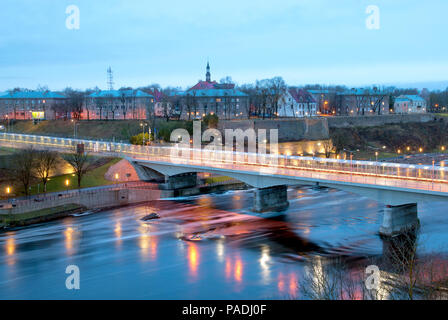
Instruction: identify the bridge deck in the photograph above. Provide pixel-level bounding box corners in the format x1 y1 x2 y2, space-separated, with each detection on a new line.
1 132 447 195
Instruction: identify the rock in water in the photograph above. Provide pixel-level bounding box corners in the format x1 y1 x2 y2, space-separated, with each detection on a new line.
141 213 160 221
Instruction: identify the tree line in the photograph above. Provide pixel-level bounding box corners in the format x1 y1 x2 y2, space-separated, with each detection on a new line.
9 147 94 196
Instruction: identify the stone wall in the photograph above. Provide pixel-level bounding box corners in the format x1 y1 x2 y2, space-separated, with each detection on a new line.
219 114 437 142
219 118 330 142
1 184 164 215
327 114 436 128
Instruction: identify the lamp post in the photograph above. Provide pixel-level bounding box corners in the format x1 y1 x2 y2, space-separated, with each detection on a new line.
140 122 148 145
375 151 378 175
71 119 79 139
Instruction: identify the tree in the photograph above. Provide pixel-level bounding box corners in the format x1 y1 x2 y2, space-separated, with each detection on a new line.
63 149 93 188
203 114 219 129
64 88 85 120
322 140 334 158
11 148 37 196
35 150 58 192
331 131 348 155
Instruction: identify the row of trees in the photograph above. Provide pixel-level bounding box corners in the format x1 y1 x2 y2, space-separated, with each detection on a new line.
11 148 93 196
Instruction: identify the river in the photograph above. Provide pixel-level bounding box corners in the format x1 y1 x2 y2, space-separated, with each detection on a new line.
0 186 447 299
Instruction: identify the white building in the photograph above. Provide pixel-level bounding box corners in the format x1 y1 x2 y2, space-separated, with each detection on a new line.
394 95 427 114
278 88 317 117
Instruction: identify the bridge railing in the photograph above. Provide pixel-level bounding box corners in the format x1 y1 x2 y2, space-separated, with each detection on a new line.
1 132 447 188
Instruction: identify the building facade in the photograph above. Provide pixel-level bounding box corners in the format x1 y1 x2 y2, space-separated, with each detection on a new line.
84 89 154 120
336 88 390 116
174 63 249 120
394 95 427 114
0 91 66 120
277 88 317 117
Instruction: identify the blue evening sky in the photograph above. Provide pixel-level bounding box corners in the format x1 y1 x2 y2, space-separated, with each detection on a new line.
0 0 447 91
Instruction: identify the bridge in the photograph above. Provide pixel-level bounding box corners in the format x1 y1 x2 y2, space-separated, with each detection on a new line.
1 132 448 236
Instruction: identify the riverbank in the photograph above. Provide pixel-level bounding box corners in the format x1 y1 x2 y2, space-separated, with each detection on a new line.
0 203 86 229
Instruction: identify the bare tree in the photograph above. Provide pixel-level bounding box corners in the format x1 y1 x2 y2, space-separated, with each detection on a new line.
11 148 37 196
63 149 93 188
64 88 85 120
35 150 58 192
322 140 334 158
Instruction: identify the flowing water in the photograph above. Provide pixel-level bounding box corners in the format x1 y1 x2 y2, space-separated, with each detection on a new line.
0 186 447 299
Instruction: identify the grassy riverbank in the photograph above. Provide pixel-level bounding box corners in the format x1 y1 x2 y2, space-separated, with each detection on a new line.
0 203 85 228
27 157 122 195
0 147 122 198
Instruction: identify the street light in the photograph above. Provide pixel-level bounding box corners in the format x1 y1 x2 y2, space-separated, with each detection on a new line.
6 186 11 195
71 119 79 139
65 179 70 193
140 122 148 145
375 152 378 175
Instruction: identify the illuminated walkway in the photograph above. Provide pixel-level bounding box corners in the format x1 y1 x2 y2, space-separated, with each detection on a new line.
1 132 448 206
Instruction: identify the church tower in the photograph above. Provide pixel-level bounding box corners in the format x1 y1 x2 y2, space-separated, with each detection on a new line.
206 61 211 82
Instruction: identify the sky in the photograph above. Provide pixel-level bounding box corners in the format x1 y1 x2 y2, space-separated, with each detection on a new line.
1 0 448 91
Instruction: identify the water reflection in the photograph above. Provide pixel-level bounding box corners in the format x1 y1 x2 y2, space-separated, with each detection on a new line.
259 245 271 284
234 256 243 283
115 222 122 247
5 236 15 266
138 225 158 261
64 227 75 254
187 243 199 279
216 239 225 262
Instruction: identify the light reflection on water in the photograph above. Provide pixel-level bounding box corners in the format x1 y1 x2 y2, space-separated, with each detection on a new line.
0 186 447 299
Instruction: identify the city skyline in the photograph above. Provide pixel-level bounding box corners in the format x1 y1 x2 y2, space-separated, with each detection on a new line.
1 0 448 91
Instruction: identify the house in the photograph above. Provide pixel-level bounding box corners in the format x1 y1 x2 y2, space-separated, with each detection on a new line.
277 88 317 117
394 95 427 114
308 89 334 115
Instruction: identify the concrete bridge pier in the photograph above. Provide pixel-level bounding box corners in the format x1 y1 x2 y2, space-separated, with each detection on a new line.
253 185 289 213
161 173 198 190
379 203 420 237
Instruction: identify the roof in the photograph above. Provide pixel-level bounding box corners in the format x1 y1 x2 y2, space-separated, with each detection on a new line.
0 91 66 99
308 89 331 95
142 88 165 102
337 88 388 96
181 88 247 97
399 95 426 102
188 80 236 91
89 89 153 99
288 88 316 103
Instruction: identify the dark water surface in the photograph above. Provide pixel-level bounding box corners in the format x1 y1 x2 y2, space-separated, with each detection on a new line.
0 186 446 299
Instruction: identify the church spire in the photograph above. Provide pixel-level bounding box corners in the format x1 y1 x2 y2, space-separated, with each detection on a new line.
206 61 211 82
